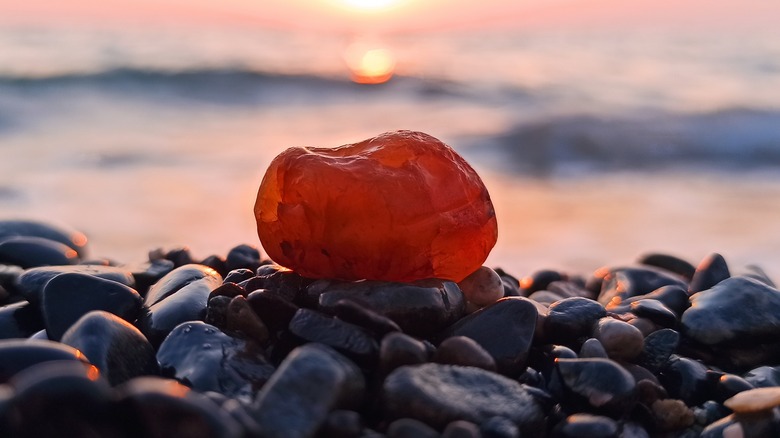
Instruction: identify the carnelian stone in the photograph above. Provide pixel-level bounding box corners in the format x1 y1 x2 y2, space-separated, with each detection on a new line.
254 130 498 282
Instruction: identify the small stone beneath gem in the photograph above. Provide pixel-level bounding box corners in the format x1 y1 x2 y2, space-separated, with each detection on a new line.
458 266 504 308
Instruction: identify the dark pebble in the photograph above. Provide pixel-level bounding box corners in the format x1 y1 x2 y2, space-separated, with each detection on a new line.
0 220 88 258
244 266 309 302
250 344 365 438
14 264 135 304
225 244 262 273
61 310 158 386
579 338 608 359
383 363 546 435
0 301 43 339
629 299 678 328
0 236 79 269
125 259 175 297
683 276 780 346
246 289 299 333
199 254 228 278
161 246 195 267
225 295 269 344
597 266 687 307
545 297 606 345
288 308 379 367
550 358 637 418
157 321 275 401
439 297 537 376
223 268 255 285
204 295 232 328
609 284 689 316
0 339 88 383
315 278 465 337
442 420 482 438
715 373 755 403
333 298 402 338
743 365 780 388
434 336 497 371
593 317 644 361
527 290 564 305
42 272 143 341
387 418 439 438
550 413 619 438
116 376 243 438
136 264 222 347
209 282 246 300
637 328 680 372
657 355 712 406
637 253 696 281
319 410 363 438
689 253 730 294
6 361 115 438
519 269 565 295
144 264 222 307
379 331 429 375
480 416 519 438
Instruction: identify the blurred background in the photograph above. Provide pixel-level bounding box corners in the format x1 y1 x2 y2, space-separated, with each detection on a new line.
1 0 780 279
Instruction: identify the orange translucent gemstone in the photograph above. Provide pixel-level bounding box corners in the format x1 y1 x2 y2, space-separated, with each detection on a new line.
254 130 498 282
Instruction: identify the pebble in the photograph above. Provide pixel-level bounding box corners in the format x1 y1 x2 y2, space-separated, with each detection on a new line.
579 338 608 359
550 358 637 418
480 416 519 438
637 252 696 281
156 321 275 401
332 298 402 337
314 278 465 337
61 310 158 385
0 220 88 258
386 418 439 438
124 259 175 296
0 339 88 383
6 360 115 437
629 299 678 328
658 355 712 406
688 252 730 294
597 266 687 307
724 387 780 414
519 269 565 295
14 264 135 304
442 420 482 438
116 376 243 438
383 363 545 435
638 328 679 372
651 399 695 431
545 297 606 345
225 295 269 344
288 308 379 367
0 301 43 339
593 317 645 361
379 331 429 375
41 272 143 341
245 289 299 333
0 236 79 269
434 336 497 371
458 266 504 308
136 264 222 347
438 297 538 376
225 244 262 273
250 344 365 438
683 276 780 345
550 413 619 438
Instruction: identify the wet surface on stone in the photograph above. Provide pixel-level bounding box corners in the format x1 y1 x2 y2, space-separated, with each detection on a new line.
0 220 88 259
550 358 637 418
0 301 43 339
157 321 275 401
545 297 606 345
0 339 88 383
597 266 687 307
688 253 730 294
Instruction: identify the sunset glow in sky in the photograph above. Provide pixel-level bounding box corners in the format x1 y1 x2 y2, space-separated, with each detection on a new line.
2 0 779 33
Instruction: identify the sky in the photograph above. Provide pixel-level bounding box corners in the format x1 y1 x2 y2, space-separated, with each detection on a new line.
1 0 779 34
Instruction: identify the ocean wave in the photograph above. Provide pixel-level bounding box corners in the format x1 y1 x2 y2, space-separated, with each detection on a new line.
474 109 780 175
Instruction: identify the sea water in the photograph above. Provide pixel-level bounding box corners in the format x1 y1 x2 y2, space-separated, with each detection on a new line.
1 24 779 280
